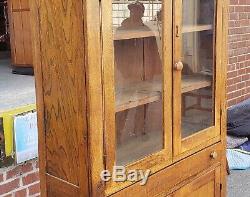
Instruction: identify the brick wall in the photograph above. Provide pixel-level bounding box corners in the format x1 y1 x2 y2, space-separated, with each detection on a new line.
227 0 250 106
0 160 40 197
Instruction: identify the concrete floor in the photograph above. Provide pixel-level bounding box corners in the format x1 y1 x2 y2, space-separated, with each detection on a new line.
0 59 35 113
228 170 250 197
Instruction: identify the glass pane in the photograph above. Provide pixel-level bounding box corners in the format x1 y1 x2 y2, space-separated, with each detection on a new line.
112 0 164 166
181 0 215 138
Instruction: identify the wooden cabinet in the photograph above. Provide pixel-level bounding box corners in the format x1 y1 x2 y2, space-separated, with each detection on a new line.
173 167 221 197
8 0 32 68
30 0 228 196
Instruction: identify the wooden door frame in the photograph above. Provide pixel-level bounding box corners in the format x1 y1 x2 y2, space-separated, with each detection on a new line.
30 0 93 196
101 0 173 195
173 0 223 160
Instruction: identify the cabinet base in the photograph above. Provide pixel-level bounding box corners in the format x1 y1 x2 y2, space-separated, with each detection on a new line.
12 66 34 76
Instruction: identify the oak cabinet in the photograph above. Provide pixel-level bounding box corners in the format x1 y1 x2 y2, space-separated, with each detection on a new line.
173 167 221 197
8 0 32 68
31 0 228 196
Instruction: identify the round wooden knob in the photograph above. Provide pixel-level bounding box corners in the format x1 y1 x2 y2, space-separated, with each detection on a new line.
210 151 218 159
174 61 184 71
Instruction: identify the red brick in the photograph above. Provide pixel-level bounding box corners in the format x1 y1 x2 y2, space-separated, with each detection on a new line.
229 57 237 64
230 0 239 5
237 81 246 89
28 183 40 196
227 0 250 105
22 172 39 186
237 96 246 103
229 6 235 13
227 70 238 78
242 74 250 81
7 162 33 180
228 99 237 107
227 84 237 93
0 173 4 183
2 194 12 197
238 68 246 75
14 189 27 197
35 160 39 169
0 179 20 195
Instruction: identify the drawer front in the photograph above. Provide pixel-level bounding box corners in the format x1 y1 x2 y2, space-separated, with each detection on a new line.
173 167 221 197
111 143 222 197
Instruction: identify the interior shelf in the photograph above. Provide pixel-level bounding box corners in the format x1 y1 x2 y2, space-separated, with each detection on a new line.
113 24 213 41
182 24 213 33
116 79 161 112
114 28 156 41
115 75 212 112
181 75 212 93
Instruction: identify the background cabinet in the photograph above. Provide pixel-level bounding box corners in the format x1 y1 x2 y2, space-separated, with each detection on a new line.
30 0 229 196
8 0 32 68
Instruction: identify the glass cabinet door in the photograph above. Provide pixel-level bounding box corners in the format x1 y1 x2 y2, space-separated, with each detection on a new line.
173 0 221 156
102 0 172 193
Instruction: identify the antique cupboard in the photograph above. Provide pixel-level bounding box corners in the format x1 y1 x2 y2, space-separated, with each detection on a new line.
8 0 33 69
30 0 228 196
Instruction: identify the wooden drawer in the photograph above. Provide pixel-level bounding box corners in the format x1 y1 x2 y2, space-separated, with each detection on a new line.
111 143 222 197
173 167 221 197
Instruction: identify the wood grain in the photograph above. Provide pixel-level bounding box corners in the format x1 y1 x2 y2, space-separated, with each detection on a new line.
113 24 213 41
220 0 229 196
84 0 104 196
111 143 222 197
103 1 174 194
31 0 228 195
46 174 79 197
173 167 220 197
115 75 211 112
8 0 33 67
173 0 222 158
31 0 90 196
29 0 47 195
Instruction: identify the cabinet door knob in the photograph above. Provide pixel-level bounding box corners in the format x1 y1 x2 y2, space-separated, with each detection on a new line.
210 151 218 159
174 61 183 71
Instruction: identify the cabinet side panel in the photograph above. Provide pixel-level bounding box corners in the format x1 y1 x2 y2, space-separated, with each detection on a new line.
30 0 90 196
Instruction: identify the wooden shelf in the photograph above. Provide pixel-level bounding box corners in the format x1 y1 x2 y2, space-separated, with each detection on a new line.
182 25 213 33
114 28 156 41
115 75 212 112
116 79 161 112
113 24 213 41
182 75 212 93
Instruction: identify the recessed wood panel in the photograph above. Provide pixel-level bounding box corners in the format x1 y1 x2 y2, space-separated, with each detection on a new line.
47 174 80 197
35 1 89 195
